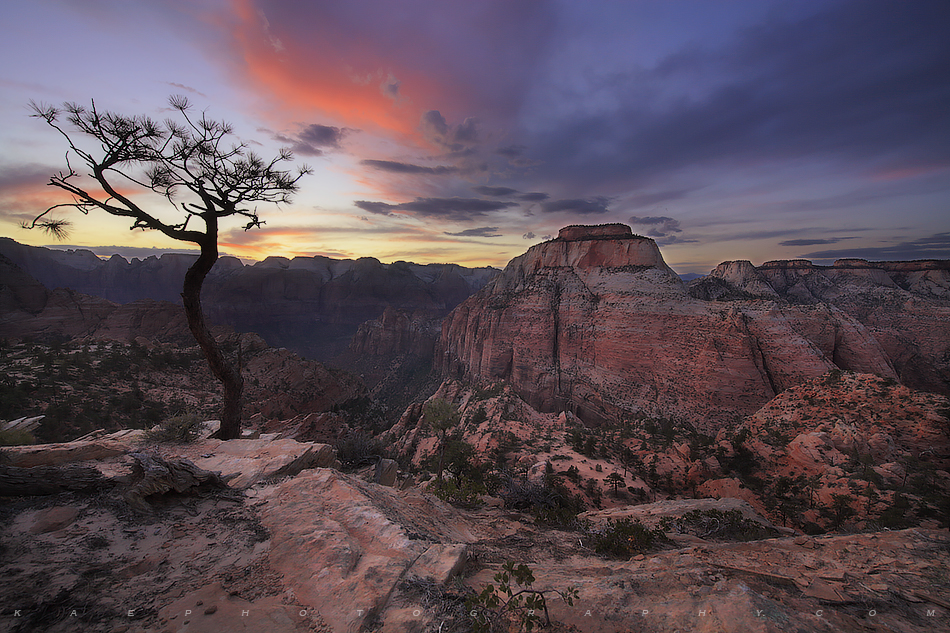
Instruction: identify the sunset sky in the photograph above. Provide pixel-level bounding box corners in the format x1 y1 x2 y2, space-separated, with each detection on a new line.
1 0 948 274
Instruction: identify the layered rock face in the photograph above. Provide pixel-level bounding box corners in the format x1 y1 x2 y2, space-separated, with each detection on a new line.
438 224 901 429
692 257 950 394
0 238 497 359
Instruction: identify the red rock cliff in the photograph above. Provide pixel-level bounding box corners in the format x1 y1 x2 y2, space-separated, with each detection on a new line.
437 225 899 430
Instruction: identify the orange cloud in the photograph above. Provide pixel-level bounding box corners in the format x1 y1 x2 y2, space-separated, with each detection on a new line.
224 0 444 144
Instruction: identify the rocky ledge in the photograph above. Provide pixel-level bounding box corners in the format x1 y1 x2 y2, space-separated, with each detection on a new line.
1 429 947 632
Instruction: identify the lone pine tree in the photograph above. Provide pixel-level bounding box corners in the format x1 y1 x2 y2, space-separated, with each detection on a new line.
26 96 310 439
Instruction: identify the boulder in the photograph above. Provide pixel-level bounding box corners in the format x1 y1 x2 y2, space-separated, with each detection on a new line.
29 506 81 534
191 439 336 489
374 458 399 487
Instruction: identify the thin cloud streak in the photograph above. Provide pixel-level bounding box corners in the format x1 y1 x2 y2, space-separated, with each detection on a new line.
444 227 502 238
361 160 458 175
801 233 950 262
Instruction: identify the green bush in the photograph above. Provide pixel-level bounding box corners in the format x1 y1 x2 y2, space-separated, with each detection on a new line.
473 383 505 401
427 476 486 509
146 414 202 443
335 430 384 471
823 368 844 386
586 518 667 558
820 493 857 530
466 561 577 632
468 405 488 426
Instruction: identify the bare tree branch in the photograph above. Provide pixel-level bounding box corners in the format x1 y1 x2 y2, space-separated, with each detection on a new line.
24 96 312 439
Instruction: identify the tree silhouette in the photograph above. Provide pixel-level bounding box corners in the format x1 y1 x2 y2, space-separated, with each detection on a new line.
26 96 310 439
825 493 857 530
605 472 625 496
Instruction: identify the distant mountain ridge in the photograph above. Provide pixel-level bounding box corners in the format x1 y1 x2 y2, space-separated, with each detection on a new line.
0 237 498 359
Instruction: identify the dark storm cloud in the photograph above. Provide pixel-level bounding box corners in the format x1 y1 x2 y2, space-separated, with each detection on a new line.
299 124 345 148
275 124 347 156
354 197 517 221
399 198 516 217
472 185 518 197
535 0 950 191
421 110 481 152
444 227 502 238
540 197 610 215
354 200 396 215
380 73 400 99
780 237 857 247
361 159 458 175
454 118 478 144
801 233 950 262
421 110 448 137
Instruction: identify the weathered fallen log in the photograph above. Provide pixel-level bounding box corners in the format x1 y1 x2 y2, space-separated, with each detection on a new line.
0 463 110 496
124 452 231 511
2 440 126 468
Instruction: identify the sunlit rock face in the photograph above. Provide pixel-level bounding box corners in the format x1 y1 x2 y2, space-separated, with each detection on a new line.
437 224 910 431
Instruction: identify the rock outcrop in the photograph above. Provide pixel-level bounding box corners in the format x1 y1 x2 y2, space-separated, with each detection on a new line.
0 255 198 345
241 344 366 421
259 469 474 632
438 224 900 429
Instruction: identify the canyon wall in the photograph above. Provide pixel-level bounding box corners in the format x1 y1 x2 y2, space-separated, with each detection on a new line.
436 224 945 430
0 238 497 359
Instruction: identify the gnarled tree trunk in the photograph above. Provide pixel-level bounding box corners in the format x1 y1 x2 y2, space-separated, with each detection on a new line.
182 226 244 440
